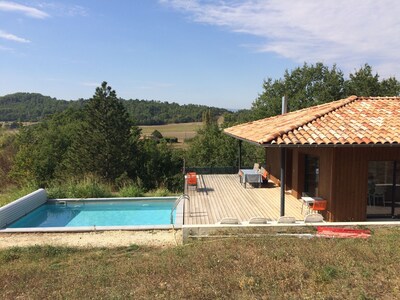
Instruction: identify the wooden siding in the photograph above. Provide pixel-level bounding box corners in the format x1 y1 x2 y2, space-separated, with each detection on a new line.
332 147 400 221
184 174 305 225
265 148 281 186
266 146 400 222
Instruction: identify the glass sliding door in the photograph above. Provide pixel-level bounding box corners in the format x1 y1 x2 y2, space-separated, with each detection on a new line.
304 155 320 197
367 161 400 218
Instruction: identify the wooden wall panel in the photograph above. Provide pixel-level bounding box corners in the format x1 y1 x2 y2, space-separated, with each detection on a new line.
331 147 400 221
291 148 334 220
266 146 400 221
265 148 281 185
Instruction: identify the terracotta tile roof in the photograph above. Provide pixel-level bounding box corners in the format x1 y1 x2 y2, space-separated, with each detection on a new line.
224 96 400 146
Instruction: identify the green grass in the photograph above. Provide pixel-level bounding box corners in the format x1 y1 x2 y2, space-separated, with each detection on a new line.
1 227 400 299
0 181 178 207
0 185 38 207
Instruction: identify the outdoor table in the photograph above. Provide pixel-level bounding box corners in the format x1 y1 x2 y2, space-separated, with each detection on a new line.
239 169 262 188
301 196 323 214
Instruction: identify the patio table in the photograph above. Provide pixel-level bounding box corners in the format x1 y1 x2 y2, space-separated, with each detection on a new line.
239 169 262 188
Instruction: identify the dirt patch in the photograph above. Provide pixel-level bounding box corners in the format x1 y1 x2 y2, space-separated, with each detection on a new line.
0 230 182 248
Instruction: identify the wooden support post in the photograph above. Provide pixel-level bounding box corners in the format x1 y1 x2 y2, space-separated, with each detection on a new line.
238 140 242 172
280 147 286 217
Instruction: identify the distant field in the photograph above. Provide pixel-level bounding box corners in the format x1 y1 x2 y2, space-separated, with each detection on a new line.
140 122 202 147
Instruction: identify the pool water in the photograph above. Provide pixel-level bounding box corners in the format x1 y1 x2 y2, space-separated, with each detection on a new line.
8 199 177 228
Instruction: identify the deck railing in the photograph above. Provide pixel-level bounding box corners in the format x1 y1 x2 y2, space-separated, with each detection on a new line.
185 166 252 175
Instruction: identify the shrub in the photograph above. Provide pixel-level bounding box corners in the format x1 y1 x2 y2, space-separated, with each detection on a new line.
118 184 145 197
47 175 113 199
150 188 171 197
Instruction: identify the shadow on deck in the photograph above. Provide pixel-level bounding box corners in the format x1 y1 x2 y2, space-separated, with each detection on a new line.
184 174 304 225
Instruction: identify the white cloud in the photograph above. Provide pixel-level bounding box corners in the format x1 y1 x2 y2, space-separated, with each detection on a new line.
161 0 400 77
0 29 30 43
0 1 49 18
36 2 88 17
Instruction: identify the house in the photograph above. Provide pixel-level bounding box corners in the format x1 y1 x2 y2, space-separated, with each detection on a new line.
224 96 400 221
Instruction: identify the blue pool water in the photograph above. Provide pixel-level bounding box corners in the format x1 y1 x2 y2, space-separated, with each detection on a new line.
8 199 177 228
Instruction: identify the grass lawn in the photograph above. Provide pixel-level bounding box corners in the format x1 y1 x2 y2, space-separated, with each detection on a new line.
1 227 400 299
140 122 202 148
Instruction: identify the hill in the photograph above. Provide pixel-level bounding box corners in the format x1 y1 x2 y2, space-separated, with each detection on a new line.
0 93 228 125
0 93 84 122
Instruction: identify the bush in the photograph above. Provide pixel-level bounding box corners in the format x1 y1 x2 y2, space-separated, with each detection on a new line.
118 184 145 197
47 176 113 199
150 188 171 197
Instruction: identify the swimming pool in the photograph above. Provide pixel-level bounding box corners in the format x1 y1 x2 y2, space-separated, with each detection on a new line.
8 199 177 228
0 190 184 232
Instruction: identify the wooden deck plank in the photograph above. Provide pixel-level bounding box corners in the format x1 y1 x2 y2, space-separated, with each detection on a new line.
185 174 305 225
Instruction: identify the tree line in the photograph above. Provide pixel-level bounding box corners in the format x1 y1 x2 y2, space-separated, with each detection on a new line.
0 93 228 125
224 63 400 124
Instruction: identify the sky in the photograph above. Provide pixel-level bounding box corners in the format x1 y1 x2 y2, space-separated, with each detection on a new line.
1 1 400 109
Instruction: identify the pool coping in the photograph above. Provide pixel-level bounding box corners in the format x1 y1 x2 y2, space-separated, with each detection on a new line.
0 196 184 233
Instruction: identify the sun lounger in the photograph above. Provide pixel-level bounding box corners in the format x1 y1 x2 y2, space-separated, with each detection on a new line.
247 217 268 224
277 216 296 224
217 217 241 225
304 214 324 223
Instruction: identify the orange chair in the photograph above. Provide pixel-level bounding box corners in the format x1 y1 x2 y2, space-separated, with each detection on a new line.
310 200 327 213
187 172 197 190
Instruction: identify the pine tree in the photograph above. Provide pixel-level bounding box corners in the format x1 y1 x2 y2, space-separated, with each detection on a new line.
66 82 134 180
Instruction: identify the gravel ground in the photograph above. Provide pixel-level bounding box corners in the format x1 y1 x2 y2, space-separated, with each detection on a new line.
0 230 182 248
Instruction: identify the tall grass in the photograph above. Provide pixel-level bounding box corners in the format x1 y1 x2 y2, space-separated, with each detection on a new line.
0 184 38 207
118 184 145 197
47 176 113 199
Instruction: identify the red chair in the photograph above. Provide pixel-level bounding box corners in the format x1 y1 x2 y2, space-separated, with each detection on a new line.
310 200 327 213
187 172 197 190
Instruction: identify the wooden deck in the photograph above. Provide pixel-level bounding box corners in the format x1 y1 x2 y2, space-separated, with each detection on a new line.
184 174 305 225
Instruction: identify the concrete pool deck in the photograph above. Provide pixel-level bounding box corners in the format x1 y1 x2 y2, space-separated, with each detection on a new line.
0 230 182 248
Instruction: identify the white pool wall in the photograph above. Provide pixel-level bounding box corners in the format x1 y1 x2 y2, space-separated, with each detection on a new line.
0 189 47 228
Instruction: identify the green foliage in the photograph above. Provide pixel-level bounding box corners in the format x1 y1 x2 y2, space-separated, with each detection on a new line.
136 139 183 191
248 62 400 121
118 184 145 197
186 119 263 168
0 185 38 207
64 82 136 181
150 187 172 197
252 62 346 119
10 108 84 186
0 92 228 125
46 176 113 199
0 129 17 189
124 99 227 125
345 64 400 96
0 92 84 122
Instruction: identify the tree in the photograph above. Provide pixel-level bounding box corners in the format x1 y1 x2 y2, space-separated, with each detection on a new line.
252 63 345 119
345 64 380 96
65 82 136 180
135 139 183 191
11 108 84 185
251 62 400 120
345 64 400 96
